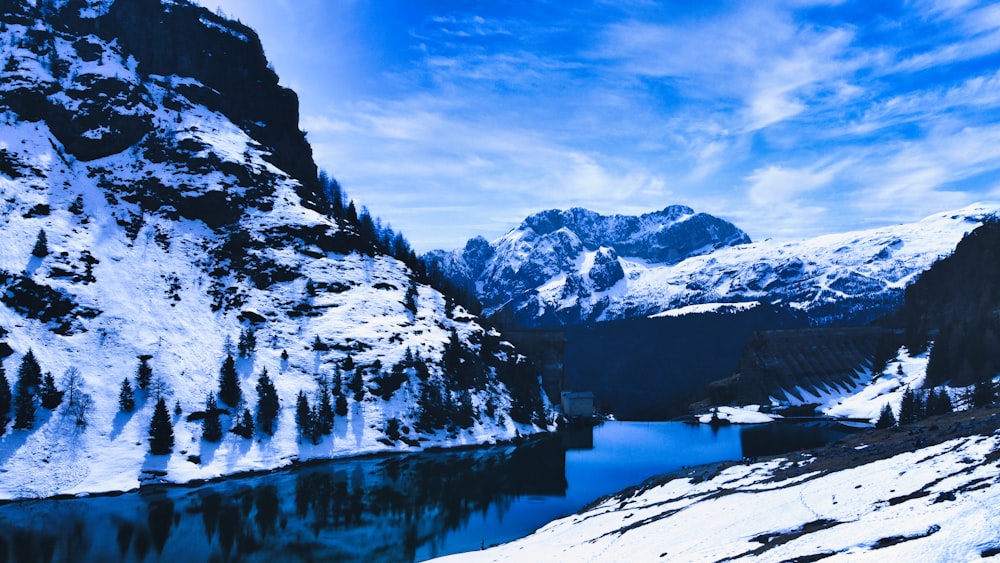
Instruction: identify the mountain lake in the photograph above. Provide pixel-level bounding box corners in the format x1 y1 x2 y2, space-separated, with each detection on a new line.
0 420 859 562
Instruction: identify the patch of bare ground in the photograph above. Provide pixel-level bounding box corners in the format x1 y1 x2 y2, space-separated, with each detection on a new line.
766 407 1000 484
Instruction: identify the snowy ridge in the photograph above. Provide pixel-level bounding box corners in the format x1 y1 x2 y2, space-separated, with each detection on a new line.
432 204 996 328
0 2 549 501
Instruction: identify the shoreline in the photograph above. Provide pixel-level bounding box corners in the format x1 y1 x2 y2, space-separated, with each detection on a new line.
0 431 550 507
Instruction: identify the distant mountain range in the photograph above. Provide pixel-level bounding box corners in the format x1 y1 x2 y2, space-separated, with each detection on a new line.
427 204 995 328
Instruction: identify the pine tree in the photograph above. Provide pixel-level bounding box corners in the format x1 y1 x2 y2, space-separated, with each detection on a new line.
443 328 463 379
295 391 311 442
937 389 954 415
332 367 348 416
255 368 279 436
118 378 135 413
12 351 42 430
12 381 34 430
148 397 174 455
308 404 322 444
312 335 327 351
40 372 62 410
898 387 918 425
17 350 42 394
875 402 896 429
453 390 476 429
231 408 254 438
237 327 256 358
416 377 446 432
318 386 334 435
218 354 241 407
404 279 418 314
973 378 996 408
341 355 355 371
136 356 153 390
202 394 222 442
31 229 49 258
350 366 365 402
0 362 10 434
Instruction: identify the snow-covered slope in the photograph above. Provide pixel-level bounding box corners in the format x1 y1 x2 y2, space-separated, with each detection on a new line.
429 205 995 328
425 205 751 327
0 0 548 500
438 423 1000 562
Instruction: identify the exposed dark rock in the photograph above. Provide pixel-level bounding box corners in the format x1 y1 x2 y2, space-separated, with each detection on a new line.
588 247 624 291
89 0 322 204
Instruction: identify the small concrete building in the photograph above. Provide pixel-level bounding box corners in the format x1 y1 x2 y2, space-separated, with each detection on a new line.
561 391 595 418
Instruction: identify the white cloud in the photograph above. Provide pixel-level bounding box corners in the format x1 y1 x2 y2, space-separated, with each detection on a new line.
746 164 838 206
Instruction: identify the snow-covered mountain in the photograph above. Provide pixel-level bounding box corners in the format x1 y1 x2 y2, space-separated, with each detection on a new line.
425 205 751 326
428 204 995 328
0 0 548 500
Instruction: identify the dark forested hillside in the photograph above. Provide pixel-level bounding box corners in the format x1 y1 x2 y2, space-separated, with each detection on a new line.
890 219 1000 387
562 305 808 419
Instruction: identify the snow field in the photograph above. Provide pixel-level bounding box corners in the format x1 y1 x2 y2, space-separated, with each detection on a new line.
436 432 1000 562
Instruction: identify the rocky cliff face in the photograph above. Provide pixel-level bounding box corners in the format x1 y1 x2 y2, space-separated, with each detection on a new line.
0 0 548 500
3 0 321 207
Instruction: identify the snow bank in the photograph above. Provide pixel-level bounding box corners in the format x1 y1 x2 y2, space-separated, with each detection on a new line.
696 405 779 424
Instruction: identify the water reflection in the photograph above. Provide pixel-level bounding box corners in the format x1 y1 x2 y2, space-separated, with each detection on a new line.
740 421 860 458
0 438 567 563
0 421 855 562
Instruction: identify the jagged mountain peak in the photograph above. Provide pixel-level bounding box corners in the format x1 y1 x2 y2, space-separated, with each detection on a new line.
516 204 747 262
425 204 750 321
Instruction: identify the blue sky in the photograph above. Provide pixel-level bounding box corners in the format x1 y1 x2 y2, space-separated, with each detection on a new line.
195 0 1000 251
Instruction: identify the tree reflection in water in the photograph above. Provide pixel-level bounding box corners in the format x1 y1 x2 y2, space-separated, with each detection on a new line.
0 436 567 563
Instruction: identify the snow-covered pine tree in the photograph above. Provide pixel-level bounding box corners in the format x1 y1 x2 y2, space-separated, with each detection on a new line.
148 397 174 455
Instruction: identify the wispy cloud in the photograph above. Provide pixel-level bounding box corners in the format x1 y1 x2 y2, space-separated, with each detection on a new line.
205 0 1000 250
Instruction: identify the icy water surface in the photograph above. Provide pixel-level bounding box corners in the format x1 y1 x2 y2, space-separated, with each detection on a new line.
0 421 856 562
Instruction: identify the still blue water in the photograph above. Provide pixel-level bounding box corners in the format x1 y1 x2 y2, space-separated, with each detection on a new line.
0 421 855 562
